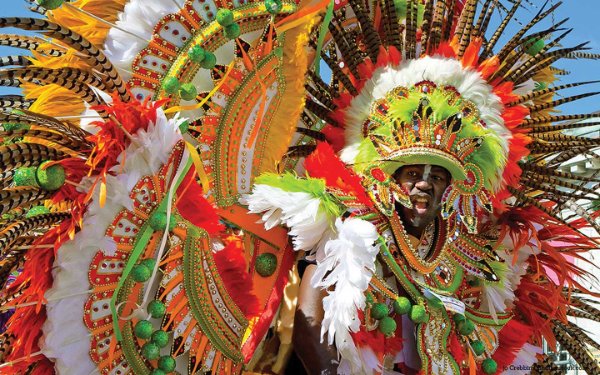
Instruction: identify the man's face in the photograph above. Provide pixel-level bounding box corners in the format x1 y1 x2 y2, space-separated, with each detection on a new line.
393 164 450 233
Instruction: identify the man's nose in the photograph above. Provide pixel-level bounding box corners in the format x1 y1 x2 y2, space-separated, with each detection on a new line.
414 179 432 191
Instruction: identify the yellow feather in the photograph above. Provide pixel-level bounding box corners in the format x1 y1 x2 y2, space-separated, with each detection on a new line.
28 49 91 71
48 0 127 47
23 83 85 118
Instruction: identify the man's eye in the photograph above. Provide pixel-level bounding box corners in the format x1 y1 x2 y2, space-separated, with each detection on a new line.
407 171 418 177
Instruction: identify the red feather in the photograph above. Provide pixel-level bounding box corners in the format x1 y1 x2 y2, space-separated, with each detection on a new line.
492 319 534 371
304 142 373 207
213 237 261 318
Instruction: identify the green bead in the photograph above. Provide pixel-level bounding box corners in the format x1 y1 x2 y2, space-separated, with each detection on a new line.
525 38 545 56
482 358 498 374
216 9 234 26
471 340 485 356
255 253 277 277
378 316 397 337
37 0 64 10
158 355 177 372
458 319 475 336
224 23 241 39
200 52 216 70
265 0 283 14
148 211 176 232
134 320 154 340
371 303 389 320
148 300 166 318
26 206 50 218
141 342 160 360
188 45 206 63
452 313 466 324
179 83 198 101
409 305 429 324
393 297 411 315
151 330 169 348
36 161 65 191
151 370 166 375
132 264 151 283
162 77 180 94
13 167 39 187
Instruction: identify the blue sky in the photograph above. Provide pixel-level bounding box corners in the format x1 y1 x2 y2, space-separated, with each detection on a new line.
0 0 599 114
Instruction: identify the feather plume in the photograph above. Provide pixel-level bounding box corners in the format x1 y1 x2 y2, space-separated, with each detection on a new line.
311 218 380 375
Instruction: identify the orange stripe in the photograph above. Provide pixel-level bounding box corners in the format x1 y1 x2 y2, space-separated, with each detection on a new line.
149 41 177 58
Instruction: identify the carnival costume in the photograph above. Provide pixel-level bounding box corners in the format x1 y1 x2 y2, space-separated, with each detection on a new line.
0 0 599 374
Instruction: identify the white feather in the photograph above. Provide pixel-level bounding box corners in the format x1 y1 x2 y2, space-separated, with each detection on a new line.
311 218 381 374
241 185 337 259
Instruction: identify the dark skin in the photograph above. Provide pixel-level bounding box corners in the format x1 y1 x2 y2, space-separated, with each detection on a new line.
293 165 451 374
393 164 451 237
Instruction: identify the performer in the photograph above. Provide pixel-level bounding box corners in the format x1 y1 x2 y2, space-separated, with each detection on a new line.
0 1 599 375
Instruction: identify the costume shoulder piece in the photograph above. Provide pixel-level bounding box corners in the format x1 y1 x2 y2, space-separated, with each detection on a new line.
0 1 599 375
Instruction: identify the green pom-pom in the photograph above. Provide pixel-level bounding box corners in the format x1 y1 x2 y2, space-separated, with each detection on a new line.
452 313 466 324
151 330 169 348
26 206 50 218
188 45 206 63
36 162 65 191
224 23 241 39
178 120 190 134
482 358 498 374
216 9 234 26
409 305 429 324
134 320 154 339
200 52 216 70
378 316 397 337
13 167 39 187
525 38 545 56
158 355 177 372
393 297 412 315
371 303 389 320
255 253 277 277
179 83 198 101
141 258 156 270
471 340 485 356
162 77 180 94
149 211 176 232
37 0 63 10
458 319 475 336
150 370 166 375
142 342 160 360
148 300 166 318
132 264 151 283
265 0 283 14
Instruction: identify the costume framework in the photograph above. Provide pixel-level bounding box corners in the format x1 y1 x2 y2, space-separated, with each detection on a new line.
0 1 598 374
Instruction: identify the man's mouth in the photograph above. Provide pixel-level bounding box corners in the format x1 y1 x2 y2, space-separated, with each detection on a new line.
411 196 431 215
